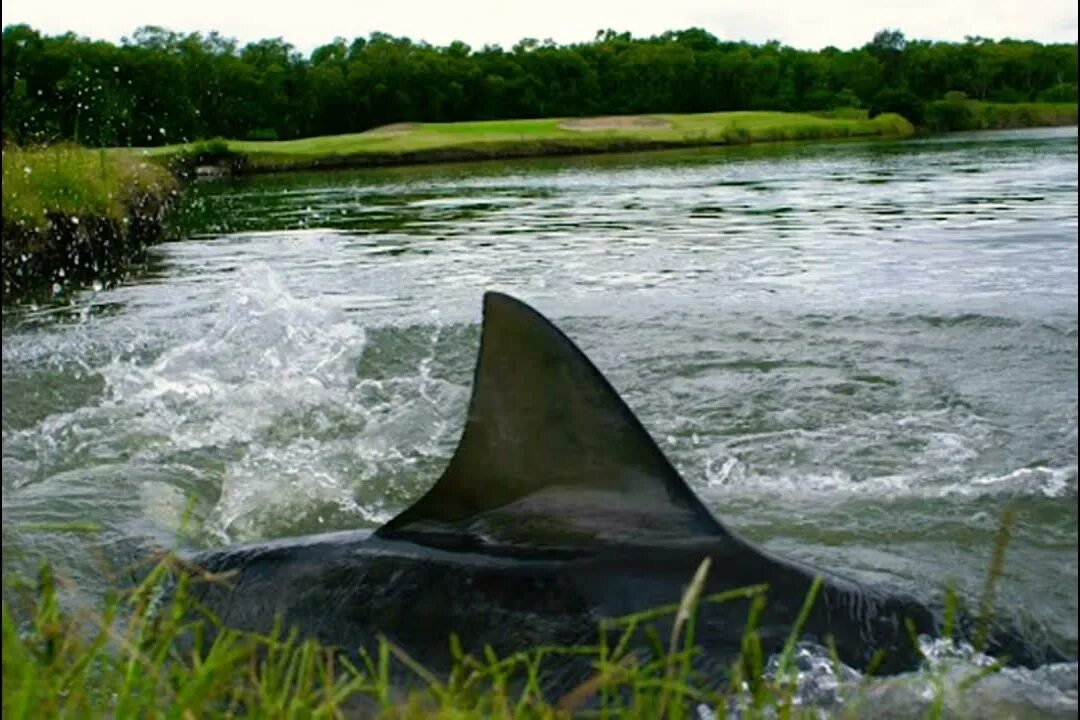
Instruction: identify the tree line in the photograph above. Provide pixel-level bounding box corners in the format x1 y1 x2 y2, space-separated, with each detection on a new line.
2 24 1077 146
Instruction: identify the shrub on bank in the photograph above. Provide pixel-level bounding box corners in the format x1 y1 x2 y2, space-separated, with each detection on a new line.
923 97 1079 132
869 89 926 125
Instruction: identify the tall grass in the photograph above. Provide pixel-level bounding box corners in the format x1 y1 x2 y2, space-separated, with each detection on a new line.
2 509 1028 719
2 145 174 232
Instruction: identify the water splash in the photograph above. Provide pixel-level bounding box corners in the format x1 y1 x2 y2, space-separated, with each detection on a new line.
710 642 1078 719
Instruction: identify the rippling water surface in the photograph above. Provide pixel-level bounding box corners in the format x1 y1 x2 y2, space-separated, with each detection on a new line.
3 127 1077 715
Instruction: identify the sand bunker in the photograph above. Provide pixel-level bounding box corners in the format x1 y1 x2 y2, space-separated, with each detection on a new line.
363 122 419 134
558 116 672 132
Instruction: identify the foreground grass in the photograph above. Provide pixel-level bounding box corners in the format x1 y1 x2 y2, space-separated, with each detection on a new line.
147 111 915 173
3 513 1026 719
2 145 174 233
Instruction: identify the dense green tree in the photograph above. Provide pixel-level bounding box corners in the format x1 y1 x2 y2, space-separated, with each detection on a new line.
869 87 926 124
2 24 1076 145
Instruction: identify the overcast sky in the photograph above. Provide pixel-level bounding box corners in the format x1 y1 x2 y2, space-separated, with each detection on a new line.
3 0 1077 54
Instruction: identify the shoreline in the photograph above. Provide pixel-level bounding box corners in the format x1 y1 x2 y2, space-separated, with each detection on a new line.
148 105 1078 179
153 111 916 177
180 135 892 178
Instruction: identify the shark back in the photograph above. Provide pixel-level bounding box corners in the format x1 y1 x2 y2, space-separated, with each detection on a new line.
378 292 729 550
186 291 1070 690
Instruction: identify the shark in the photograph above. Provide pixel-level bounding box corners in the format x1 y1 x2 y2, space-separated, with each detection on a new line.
189 291 1066 695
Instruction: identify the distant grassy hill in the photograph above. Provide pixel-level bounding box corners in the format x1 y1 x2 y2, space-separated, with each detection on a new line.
148 111 916 174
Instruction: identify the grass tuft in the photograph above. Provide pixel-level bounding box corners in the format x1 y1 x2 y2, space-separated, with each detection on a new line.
974 506 1016 652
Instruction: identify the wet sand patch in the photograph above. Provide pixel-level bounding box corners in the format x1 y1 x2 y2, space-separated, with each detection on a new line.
559 116 672 132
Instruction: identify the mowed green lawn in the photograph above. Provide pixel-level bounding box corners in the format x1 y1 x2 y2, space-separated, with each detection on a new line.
143 111 915 171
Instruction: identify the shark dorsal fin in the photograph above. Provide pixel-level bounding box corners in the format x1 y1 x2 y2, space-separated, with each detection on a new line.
377 292 729 548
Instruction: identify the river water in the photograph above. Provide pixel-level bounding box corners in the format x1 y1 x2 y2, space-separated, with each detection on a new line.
3 127 1077 715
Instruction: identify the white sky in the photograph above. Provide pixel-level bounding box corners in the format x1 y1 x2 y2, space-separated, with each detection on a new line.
2 0 1077 54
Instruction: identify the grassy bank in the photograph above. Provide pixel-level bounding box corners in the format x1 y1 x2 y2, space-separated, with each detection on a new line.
2 145 176 304
923 99 1078 132
151 111 916 174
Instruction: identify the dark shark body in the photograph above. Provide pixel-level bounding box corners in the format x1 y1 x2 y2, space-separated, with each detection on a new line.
191 292 1066 690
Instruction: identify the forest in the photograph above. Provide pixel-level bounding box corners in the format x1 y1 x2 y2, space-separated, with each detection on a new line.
2 24 1077 147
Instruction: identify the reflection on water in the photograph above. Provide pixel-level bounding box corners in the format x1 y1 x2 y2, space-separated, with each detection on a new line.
3 127 1077 712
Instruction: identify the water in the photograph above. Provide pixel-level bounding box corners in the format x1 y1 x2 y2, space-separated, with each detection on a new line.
3 127 1077 714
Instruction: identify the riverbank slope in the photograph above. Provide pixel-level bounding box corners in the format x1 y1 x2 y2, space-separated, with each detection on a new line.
2 146 177 304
